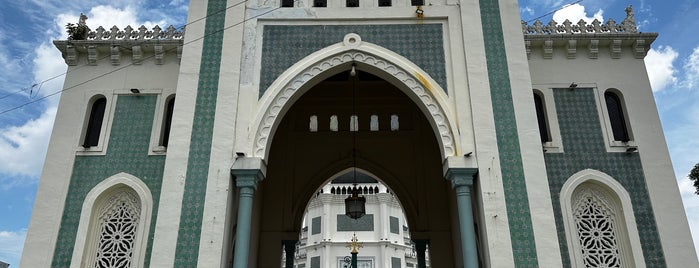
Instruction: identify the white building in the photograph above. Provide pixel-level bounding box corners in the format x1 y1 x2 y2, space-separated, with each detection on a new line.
20 0 698 267
286 173 428 268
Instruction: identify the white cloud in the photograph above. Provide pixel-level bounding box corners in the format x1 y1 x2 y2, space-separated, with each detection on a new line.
0 107 56 179
682 47 699 89
552 3 603 24
645 46 679 92
0 229 27 267
521 6 535 16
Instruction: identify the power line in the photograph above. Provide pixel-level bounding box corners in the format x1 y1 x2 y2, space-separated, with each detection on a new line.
525 0 584 23
0 0 249 109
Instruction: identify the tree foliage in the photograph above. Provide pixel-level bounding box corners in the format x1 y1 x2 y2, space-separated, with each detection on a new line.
690 163 699 195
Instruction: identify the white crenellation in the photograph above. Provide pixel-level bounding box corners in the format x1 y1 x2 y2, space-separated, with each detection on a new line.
523 6 655 60
88 25 184 41
53 24 183 66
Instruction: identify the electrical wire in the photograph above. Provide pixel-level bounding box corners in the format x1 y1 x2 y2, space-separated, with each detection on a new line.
0 2 286 116
525 0 584 23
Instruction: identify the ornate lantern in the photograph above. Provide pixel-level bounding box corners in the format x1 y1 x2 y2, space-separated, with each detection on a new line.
345 186 366 219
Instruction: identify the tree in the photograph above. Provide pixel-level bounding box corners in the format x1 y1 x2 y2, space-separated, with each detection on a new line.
690 163 699 194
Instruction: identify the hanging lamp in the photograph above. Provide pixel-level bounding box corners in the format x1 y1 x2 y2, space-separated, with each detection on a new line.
345 63 366 220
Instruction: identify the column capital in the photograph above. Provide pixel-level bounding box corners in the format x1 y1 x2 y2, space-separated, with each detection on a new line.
444 167 478 188
231 157 266 189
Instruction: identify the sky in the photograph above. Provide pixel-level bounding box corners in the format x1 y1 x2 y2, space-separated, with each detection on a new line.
0 0 697 266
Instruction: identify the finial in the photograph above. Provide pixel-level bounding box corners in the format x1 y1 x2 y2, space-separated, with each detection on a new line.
621 5 638 33
346 233 363 254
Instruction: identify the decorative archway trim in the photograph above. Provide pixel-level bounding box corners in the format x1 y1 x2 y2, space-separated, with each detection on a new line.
70 172 153 268
252 33 457 159
560 169 646 268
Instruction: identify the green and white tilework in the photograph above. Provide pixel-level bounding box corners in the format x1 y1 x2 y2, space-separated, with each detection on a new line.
545 88 665 267
51 95 165 267
260 24 447 97
172 0 227 266
479 0 538 265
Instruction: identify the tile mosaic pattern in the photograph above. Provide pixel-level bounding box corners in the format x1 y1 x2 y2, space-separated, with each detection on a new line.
260 24 447 97
479 0 538 265
545 88 665 267
51 96 165 267
172 0 227 266
337 214 374 231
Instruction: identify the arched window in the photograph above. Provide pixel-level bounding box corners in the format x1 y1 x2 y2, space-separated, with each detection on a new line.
604 91 630 142
93 188 141 267
561 170 645 268
71 173 153 268
534 91 551 143
160 96 175 147
83 96 107 147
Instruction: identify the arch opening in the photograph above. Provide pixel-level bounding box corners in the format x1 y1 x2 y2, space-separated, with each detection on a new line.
283 169 431 267
252 68 460 267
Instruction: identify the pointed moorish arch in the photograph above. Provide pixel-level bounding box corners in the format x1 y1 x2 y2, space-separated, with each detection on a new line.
252 33 458 160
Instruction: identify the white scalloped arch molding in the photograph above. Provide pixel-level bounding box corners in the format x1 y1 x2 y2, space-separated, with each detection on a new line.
253 33 457 159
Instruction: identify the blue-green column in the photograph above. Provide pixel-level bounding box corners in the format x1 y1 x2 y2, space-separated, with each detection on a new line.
445 168 479 268
231 158 265 268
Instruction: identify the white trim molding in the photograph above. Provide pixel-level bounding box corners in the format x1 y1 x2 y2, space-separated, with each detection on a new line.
252 33 458 160
70 172 153 268
560 169 645 268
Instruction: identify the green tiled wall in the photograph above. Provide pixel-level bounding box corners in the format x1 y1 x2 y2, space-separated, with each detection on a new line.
51 95 165 267
173 0 227 265
545 88 665 267
478 0 538 265
337 214 374 231
260 24 447 97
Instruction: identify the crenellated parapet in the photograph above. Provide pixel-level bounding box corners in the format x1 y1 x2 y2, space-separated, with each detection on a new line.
54 24 185 66
522 5 657 60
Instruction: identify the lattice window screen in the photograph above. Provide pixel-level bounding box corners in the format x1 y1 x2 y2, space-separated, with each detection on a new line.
573 188 621 268
94 190 141 268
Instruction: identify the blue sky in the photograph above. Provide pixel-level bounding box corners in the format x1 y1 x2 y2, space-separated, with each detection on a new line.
0 0 697 266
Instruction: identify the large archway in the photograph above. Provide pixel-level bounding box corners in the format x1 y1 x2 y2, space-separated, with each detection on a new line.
252 69 461 267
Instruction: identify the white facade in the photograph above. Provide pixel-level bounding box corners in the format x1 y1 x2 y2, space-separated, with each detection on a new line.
287 181 427 268
20 0 698 267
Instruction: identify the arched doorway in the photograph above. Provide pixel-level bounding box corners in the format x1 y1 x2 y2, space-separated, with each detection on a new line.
252 69 460 267
286 170 430 268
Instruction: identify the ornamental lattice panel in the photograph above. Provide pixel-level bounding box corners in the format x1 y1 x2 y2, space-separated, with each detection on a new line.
573 188 621 268
94 190 141 268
